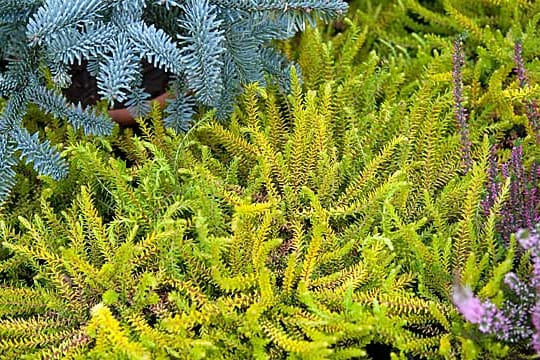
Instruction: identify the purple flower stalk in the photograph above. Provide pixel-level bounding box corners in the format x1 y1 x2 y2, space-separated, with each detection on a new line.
514 40 540 143
482 144 540 243
452 36 473 173
514 41 529 89
481 145 501 217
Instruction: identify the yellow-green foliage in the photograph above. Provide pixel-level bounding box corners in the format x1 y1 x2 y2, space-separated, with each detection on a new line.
293 0 540 148
1 1 539 359
198 75 460 358
0 84 457 359
205 12 537 355
197 64 512 358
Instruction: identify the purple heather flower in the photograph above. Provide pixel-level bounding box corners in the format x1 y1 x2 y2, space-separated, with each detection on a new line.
452 285 485 324
504 272 534 300
514 40 529 89
517 228 540 254
514 40 540 143
452 36 473 172
478 301 515 341
453 281 533 344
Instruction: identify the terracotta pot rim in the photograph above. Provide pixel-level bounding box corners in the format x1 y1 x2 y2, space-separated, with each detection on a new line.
107 92 169 126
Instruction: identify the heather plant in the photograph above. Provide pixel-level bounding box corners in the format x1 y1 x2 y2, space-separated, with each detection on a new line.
204 22 530 358
0 0 348 205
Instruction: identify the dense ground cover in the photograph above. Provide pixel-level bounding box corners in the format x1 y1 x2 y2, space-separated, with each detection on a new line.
0 0 539 359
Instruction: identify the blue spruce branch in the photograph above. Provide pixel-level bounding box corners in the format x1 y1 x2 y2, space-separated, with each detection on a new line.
178 0 226 107
14 128 68 180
